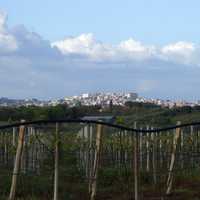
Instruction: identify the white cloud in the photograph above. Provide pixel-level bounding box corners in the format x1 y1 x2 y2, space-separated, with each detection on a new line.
118 38 156 59
0 10 200 68
162 41 195 54
52 33 95 55
52 34 156 61
0 11 18 53
53 35 200 66
0 10 7 32
1 10 200 99
52 33 116 61
161 41 199 65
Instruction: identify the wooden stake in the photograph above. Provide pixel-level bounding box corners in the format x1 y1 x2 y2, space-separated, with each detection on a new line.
180 130 184 169
8 120 26 200
166 121 181 195
53 123 59 200
134 122 139 200
88 125 93 191
139 128 143 170
151 128 157 185
146 126 150 172
12 128 16 147
89 124 103 200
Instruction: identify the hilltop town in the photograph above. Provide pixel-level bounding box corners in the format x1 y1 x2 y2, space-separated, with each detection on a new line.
0 92 199 108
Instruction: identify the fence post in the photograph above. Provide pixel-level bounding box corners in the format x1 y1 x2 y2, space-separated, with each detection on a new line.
139 128 143 170
134 122 139 200
151 127 157 185
146 125 150 172
53 123 59 200
190 126 194 168
180 129 184 169
166 121 181 195
88 124 93 190
8 120 26 200
89 124 103 200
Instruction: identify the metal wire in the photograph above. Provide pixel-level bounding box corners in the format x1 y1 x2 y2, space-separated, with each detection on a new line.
0 118 200 133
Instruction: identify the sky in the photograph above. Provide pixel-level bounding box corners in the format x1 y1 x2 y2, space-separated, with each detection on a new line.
1 0 200 100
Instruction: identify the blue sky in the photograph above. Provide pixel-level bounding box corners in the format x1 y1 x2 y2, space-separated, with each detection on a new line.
2 0 200 44
1 1 200 100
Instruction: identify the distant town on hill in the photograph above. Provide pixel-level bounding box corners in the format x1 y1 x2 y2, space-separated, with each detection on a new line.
0 92 199 108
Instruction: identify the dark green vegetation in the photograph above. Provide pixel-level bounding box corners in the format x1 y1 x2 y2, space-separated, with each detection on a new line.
0 104 101 122
1 102 200 126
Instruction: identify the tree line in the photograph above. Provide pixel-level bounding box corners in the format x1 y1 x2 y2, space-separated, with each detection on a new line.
1 102 200 125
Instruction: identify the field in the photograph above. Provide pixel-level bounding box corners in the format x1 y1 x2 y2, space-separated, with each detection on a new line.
1 103 200 199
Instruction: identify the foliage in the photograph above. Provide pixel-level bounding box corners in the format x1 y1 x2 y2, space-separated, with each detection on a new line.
1 103 200 127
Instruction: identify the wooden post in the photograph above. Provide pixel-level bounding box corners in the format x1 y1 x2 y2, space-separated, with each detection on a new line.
166 131 170 168
4 132 8 165
190 126 194 168
134 122 139 200
146 125 150 172
166 121 181 195
53 123 59 200
9 120 26 200
12 128 16 147
12 127 16 165
159 132 163 168
85 125 89 177
88 125 93 191
151 128 157 185
89 124 103 200
180 129 184 169
139 128 143 170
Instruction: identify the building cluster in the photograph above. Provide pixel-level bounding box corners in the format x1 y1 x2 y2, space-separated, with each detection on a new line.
0 98 46 107
0 92 199 108
138 98 198 108
64 92 138 107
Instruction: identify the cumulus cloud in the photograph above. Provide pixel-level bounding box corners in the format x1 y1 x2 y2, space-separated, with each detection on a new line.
1 10 200 99
161 41 200 65
0 11 18 53
52 33 116 62
52 34 200 66
0 10 199 67
52 33 96 55
118 38 156 59
52 34 157 62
